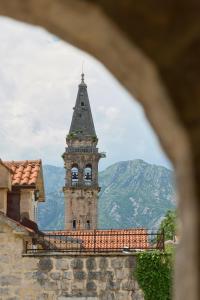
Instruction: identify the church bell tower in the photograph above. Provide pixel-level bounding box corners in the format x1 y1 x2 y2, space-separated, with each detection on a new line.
62 74 105 230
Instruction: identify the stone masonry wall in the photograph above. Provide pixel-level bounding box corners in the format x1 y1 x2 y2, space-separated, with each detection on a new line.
0 222 144 300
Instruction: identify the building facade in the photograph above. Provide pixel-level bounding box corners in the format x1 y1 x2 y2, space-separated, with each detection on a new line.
62 74 105 230
0 159 45 224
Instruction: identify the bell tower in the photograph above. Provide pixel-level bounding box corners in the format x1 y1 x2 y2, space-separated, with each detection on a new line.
62 74 105 230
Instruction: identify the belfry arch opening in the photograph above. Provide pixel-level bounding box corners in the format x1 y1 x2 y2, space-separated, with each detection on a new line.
84 164 92 185
71 164 79 186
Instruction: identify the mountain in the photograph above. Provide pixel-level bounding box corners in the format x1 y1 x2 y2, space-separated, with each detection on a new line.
38 160 176 230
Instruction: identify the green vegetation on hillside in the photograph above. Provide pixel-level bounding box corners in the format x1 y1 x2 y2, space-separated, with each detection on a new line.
38 160 176 230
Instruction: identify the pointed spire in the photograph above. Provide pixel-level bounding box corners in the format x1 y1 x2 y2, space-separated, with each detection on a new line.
81 72 84 84
68 74 97 139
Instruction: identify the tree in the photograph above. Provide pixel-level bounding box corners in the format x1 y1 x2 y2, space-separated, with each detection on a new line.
160 210 176 241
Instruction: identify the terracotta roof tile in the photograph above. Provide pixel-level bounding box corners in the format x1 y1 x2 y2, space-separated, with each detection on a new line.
3 160 41 186
45 229 148 250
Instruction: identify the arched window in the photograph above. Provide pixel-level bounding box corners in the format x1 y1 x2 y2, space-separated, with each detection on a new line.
71 164 78 186
84 164 92 185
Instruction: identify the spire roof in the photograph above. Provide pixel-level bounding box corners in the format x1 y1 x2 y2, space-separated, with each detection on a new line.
68 74 96 138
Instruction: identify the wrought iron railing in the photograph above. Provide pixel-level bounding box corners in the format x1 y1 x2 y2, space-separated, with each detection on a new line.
25 229 164 254
65 147 98 153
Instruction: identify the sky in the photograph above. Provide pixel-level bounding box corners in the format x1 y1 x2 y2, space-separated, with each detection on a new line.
0 17 171 171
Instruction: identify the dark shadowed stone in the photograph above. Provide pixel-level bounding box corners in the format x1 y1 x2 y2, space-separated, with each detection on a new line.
88 271 103 280
86 257 96 270
50 272 61 280
71 258 83 269
38 257 53 273
99 257 108 269
63 271 73 280
34 271 48 285
86 281 97 291
107 279 120 291
74 271 86 280
125 256 136 268
105 271 114 280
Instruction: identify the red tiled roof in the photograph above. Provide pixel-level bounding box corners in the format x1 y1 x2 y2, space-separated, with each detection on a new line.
3 160 41 186
45 229 148 250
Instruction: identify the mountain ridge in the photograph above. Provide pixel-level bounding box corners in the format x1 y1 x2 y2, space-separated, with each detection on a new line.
38 159 175 230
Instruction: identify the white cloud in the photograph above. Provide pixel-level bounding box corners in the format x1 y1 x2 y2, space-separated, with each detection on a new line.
0 17 171 170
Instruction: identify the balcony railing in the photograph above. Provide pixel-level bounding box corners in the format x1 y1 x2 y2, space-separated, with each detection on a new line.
25 229 165 254
65 147 98 153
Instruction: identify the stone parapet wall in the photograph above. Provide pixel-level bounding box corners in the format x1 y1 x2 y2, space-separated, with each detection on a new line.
0 222 144 299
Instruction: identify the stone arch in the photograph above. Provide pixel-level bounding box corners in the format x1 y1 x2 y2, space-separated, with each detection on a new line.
71 163 79 186
84 163 92 185
0 1 199 299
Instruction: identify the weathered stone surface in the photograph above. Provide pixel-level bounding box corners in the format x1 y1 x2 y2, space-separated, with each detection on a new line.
50 272 61 280
71 258 83 269
44 280 58 291
99 257 108 269
100 290 115 300
122 279 135 291
38 257 53 273
86 281 97 291
88 271 103 280
111 258 123 269
63 271 73 280
125 256 136 269
34 271 48 285
74 270 86 280
106 279 120 291
0 275 21 286
86 257 96 270
56 258 69 270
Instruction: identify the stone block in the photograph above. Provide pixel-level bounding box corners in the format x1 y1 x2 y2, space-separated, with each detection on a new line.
0 287 9 296
38 257 53 273
124 256 136 268
111 258 123 269
61 279 70 291
99 291 115 300
50 272 61 280
86 258 96 270
34 271 48 285
0 275 21 286
106 279 120 291
56 258 69 270
70 258 83 269
86 281 97 291
122 279 135 291
74 270 86 280
44 280 58 291
63 271 73 280
99 257 108 269
88 271 103 280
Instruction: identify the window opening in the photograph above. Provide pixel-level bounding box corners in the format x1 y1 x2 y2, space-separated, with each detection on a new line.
84 164 92 186
81 102 84 106
86 220 90 229
72 219 76 230
71 164 78 186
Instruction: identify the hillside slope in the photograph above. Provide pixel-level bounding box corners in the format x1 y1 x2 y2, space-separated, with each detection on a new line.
38 160 175 230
